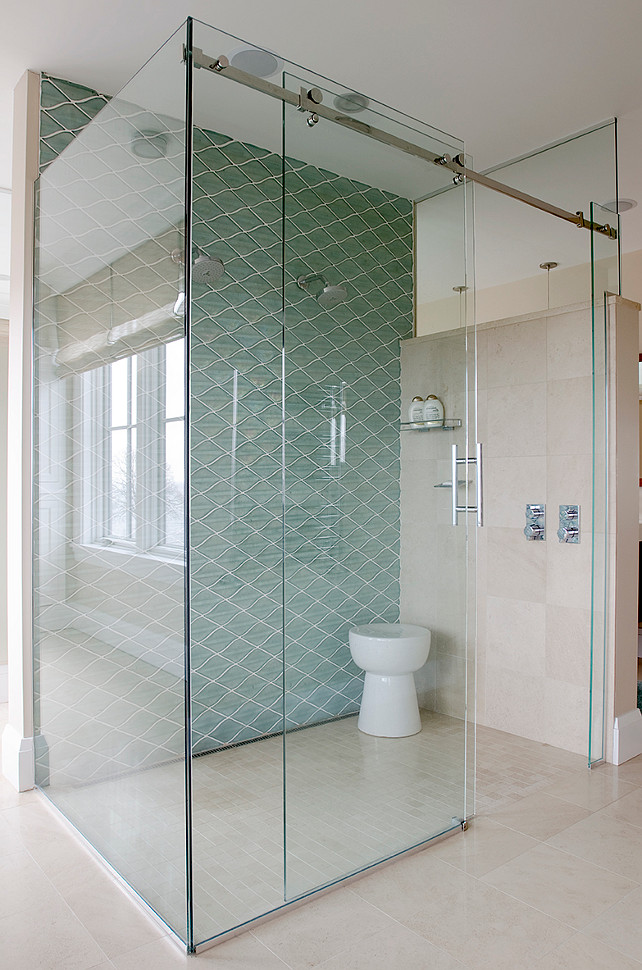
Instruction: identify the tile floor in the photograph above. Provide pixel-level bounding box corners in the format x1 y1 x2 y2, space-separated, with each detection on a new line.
48 709 471 942
3 700 642 968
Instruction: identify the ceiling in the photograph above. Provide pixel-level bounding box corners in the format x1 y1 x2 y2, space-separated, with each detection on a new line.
3 0 642 313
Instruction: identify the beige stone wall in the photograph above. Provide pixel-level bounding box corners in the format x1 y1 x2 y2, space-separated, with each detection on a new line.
475 303 595 754
399 329 471 717
401 297 640 757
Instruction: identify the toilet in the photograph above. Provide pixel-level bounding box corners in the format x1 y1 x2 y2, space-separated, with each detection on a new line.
348 623 431 738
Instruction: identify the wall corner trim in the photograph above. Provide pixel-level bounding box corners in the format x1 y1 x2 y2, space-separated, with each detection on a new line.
1 723 34 791
3 69 40 790
612 709 642 765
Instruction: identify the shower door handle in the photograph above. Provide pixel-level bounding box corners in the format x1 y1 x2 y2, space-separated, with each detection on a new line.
451 443 483 527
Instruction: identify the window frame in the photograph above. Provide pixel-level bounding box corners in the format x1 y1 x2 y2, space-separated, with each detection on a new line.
79 338 185 559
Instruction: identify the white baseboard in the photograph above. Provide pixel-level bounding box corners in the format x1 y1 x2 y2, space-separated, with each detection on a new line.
612 709 642 765
0 664 7 703
1 722 34 791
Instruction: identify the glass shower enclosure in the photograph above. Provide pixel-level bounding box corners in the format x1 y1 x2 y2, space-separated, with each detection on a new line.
33 17 474 950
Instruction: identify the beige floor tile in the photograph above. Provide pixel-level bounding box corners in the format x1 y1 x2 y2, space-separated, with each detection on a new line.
2 797 73 849
489 789 590 840
3 797 106 880
350 848 466 922
0 810 29 855
0 773 39 810
0 849 61 919
110 932 289 969
583 886 642 964
542 768 637 812
5 707 641 967
547 811 642 882
60 869 168 960
535 932 642 969
429 817 538 877
253 887 398 969
601 786 642 829
0 895 109 970
610 755 642 788
316 923 467 970
481 842 637 930
400 870 573 970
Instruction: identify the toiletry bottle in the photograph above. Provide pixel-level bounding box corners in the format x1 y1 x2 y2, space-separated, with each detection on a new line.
422 394 444 426
408 396 424 424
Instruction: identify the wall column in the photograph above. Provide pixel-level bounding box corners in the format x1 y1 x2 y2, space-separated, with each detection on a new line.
1 70 40 791
609 295 642 763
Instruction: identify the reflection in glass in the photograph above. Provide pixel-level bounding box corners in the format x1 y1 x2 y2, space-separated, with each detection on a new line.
32 23 188 943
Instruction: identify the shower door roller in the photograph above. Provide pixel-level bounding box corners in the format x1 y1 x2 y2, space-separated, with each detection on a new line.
451 443 483 527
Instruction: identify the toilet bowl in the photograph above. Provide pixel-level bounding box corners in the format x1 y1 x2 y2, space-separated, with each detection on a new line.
348 623 431 738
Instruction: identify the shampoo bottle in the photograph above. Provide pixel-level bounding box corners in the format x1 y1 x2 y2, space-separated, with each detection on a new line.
408 396 424 424
422 394 444 427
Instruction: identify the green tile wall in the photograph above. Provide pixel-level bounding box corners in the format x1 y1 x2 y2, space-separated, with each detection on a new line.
190 134 412 749
38 76 413 754
40 76 110 171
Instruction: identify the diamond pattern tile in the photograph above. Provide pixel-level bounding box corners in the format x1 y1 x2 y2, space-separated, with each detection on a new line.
34 78 187 796
34 77 413 764
40 75 110 171
189 132 413 751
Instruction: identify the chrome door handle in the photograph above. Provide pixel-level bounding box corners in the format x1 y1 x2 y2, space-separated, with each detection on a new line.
476 442 483 528
451 442 483 527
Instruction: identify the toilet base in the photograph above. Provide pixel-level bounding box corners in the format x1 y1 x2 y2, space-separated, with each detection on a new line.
358 672 421 738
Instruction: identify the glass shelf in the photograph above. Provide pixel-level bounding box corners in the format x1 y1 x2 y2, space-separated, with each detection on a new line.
400 419 462 432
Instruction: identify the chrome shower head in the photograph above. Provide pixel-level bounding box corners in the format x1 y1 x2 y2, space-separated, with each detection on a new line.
297 273 347 309
192 254 225 284
317 284 348 309
171 247 226 285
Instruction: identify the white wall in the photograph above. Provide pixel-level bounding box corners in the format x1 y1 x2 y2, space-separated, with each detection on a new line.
0 321 7 702
417 251 630 336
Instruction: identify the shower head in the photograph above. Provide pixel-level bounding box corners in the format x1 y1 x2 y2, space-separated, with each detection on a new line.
317 284 348 309
192 254 225 283
297 273 347 309
171 247 225 291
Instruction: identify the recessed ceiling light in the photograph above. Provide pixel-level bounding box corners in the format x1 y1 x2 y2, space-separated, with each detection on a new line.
130 129 169 159
229 47 282 78
333 91 370 114
600 198 637 213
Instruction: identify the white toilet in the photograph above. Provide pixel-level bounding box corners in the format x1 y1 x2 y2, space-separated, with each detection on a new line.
348 623 431 738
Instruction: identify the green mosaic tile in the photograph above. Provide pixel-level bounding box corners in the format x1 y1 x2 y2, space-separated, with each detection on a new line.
38 73 412 754
40 77 110 171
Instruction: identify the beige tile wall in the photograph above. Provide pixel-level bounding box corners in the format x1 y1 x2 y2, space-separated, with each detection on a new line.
477 304 597 754
399 330 471 718
401 299 639 756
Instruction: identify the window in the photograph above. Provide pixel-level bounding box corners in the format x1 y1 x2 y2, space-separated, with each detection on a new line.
82 338 185 555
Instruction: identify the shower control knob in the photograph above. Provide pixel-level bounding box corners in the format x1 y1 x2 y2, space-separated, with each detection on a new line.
557 525 579 542
524 523 544 539
307 87 323 105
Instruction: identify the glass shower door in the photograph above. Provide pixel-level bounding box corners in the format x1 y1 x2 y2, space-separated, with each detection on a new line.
282 72 476 899
33 25 189 940
588 201 620 766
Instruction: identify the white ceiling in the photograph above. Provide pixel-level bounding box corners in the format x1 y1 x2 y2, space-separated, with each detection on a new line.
3 0 642 303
